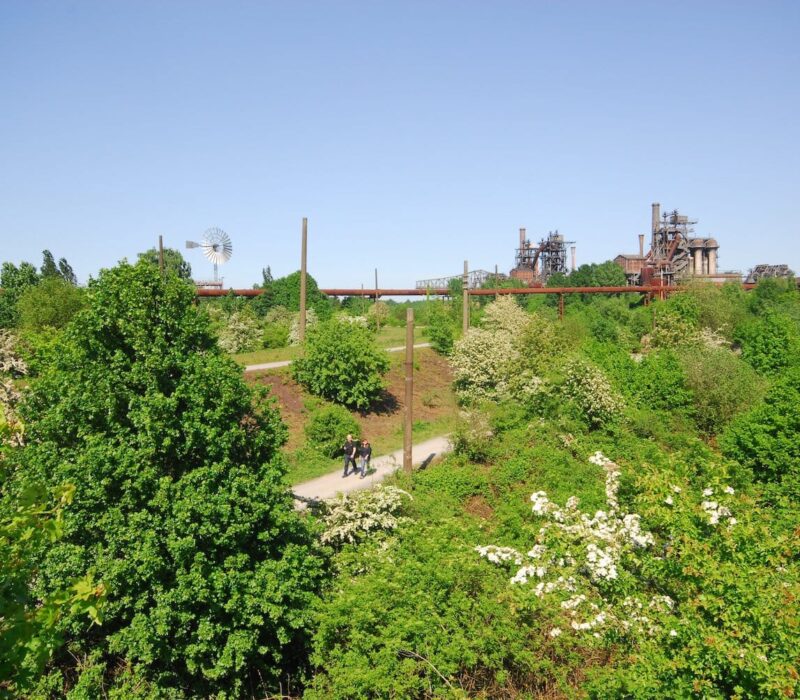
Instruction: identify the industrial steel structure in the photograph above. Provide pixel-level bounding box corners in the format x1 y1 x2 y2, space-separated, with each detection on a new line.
615 203 723 286
511 228 576 285
745 264 795 284
415 269 505 290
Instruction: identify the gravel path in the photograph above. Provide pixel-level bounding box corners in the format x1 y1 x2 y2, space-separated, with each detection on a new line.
292 434 451 509
244 342 431 373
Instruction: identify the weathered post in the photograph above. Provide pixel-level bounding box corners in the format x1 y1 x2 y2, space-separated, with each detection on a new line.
374 268 380 332
558 293 565 321
158 235 164 276
299 217 308 343
462 260 469 334
404 307 414 476
494 263 499 301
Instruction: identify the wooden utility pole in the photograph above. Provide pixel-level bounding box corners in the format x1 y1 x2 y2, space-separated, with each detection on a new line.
403 308 414 476
299 217 308 342
374 268 380 331
558 293 565 321
158 235 164 276
494 263 499 301
462 260 469 334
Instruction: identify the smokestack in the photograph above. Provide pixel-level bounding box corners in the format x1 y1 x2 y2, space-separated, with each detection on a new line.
519 227 526 250
651 202 660 235
638 234 644 258
571 246 576 271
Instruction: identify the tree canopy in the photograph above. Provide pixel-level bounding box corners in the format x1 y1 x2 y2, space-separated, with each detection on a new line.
12 260 324 695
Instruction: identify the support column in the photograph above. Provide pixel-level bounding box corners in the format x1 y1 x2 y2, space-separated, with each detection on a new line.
299 217 308 342
462 260 469 334
404 308 414 476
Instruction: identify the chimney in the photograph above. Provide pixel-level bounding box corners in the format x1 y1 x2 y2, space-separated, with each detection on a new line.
651 202 660 234
519 227 526 250
638 234 644 257
571 246 576 271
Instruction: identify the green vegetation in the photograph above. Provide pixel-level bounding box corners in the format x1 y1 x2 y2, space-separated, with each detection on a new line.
3 259 800 698
292 318 390 410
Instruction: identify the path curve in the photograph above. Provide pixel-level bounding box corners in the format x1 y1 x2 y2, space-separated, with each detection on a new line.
292 434 451 509
244 342 431 373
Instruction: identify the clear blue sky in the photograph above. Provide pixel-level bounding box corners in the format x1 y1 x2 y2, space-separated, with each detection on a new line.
2 1 798 289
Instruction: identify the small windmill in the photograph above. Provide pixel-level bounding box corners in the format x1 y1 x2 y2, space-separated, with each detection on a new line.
186 227 233 283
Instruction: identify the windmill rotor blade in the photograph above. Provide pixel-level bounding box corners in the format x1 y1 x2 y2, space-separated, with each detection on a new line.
201 227 233 264
186 240 201 249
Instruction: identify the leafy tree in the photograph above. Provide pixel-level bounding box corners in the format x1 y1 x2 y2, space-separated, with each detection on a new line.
269 271 331 318
0 262 39 328
292 318 389 410
39 250 59 279
57 258 77 285
137 247 192 280
16 277 86 331
13 261 324 696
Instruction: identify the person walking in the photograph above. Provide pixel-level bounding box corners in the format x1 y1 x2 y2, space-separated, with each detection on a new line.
358 439 372 479
342 434 358 477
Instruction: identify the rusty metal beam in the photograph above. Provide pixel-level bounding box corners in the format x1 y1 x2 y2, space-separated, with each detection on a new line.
194 283 759 298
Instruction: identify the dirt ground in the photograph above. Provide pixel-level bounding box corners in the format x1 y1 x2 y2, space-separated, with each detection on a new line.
246 348 456 455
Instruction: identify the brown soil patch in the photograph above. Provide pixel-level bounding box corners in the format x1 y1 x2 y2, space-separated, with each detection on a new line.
246 348 456 454
464 495 494 520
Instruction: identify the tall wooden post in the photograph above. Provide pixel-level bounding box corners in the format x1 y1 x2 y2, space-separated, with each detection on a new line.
462 260 469 334
494 263 499 301
374 268 380 332
558 293 565 321
158 235 164 276
404 308 414 476
299 217 308 342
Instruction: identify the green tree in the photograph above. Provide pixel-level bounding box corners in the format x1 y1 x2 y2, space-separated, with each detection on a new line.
39 250 59 279
14 261 324 696
137 246 193 280
57 258 77 285
0 262 39 328
270 271 331 318
292 318 390 410
16 277 86 331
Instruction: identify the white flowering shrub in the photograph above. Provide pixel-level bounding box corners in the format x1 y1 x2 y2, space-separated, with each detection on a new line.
320 485 412 546
288 308 319 346
338 314 368 328
480 295 530 334
1 330 27 447
217 310 261 353
451 409 493 462
476 452 738 641
451 327 517 404
562 358 623 427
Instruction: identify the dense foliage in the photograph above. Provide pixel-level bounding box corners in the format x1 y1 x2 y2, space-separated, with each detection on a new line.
292 318 390 410
9 261 325 697
304 404 361 458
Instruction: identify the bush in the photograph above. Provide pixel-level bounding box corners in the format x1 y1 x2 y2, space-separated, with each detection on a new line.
288 308 319 345
262 322 290 349
304 404 361 458
720 368 800 483
292 318 390 410
319 485 411 546
13 261 325 697
734 312 800 375
480 295 529 334
425 305 455 355
561 358 623 428
451 327 516 404
217 308 262 353
633 349 694 413
680 346 763 435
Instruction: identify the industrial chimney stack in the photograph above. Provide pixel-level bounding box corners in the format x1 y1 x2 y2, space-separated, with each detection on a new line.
638 234 644 258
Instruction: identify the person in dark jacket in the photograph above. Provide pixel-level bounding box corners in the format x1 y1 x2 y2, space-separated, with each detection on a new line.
358 439 372 479
342 434 358 477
